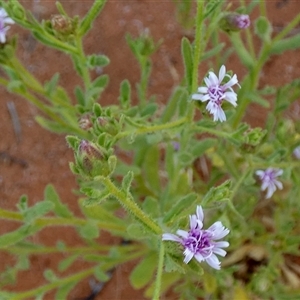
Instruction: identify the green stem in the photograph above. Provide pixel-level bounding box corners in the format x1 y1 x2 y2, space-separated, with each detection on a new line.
7 244 140 255
194 125 230 138
153 241 165 300
75 35 92 90
230 169 250 202
12 248 144 300
12 267 95 300
189 0 204 122
115 117 187 141
191 0 204 93
272 12 300 43
0 208 126 232
97 176 162 235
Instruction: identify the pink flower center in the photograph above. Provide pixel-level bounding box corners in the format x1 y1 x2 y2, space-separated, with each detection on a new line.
208 85 224 105
183 229 213 257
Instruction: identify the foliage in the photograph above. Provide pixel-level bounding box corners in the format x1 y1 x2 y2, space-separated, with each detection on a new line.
1 0 300 299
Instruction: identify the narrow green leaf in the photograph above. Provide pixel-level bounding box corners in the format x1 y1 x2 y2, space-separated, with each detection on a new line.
58 254 79 272
201 43 225 61
55 281 77 300
75 86 85 106
163 193 198 223
181 37 193 91
0 224 42 249
78 221 99 240
44 269 58 282
79 0 107 36
191 138 216 158
35 116 69 134
119 79 131 108
45 73 60 96
122 171 134 194
87 54 110 68
142 196 159 218
140 103 158 117
44 184 73 218
161 88 180 122
130 252 157 289
91 74 109 89
143 145 161 194
23 201 54 223
270 34 300 55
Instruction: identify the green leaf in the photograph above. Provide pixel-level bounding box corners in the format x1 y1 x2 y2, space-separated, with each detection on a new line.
230 34 254 69
79 200 125 227
44 184 73 218
165 254 186 274
94 266 111 282
270 34 300 55
75 86 85 106
87 54 110 69
254 16 272 41
181 37 193 92
17 195 28 212
55 281 78 300
143 145 161 194
65 135 80 149
91 74 109 89
247 91 270 108
191 138 217 158
44 269 58 282
79 0 106 36
127 223 146 239
78 221 99 240
122 171 134 194
163 193 198 223
201 43 225 61
129 252 157 289
0 224 42 249
142 196 159 218
32 30 76 54
58 254 79 272
161 87 185 122
45 73 60 96
145 272 180 298
202 180 232 206
140 103 158 117
35 116 69 134
118 79 131 108
7 80 26 93
23 201 54 223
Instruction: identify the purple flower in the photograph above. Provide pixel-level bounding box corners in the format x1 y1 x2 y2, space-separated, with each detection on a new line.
219 13 250 32
233 14 250 29
192 65 239 122
162 205 230 270
255 168 283 199
0 8 14 43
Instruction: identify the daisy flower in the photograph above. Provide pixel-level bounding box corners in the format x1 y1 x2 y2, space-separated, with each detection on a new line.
255 168 283 199
192 65 239 122
162 205 230 270
0 8 14 43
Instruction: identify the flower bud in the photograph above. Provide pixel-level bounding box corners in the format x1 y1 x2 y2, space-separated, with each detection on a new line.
51 14 74 35
78 114 93 130
77 140 103 173
219 13 250 32
76 140 113 177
